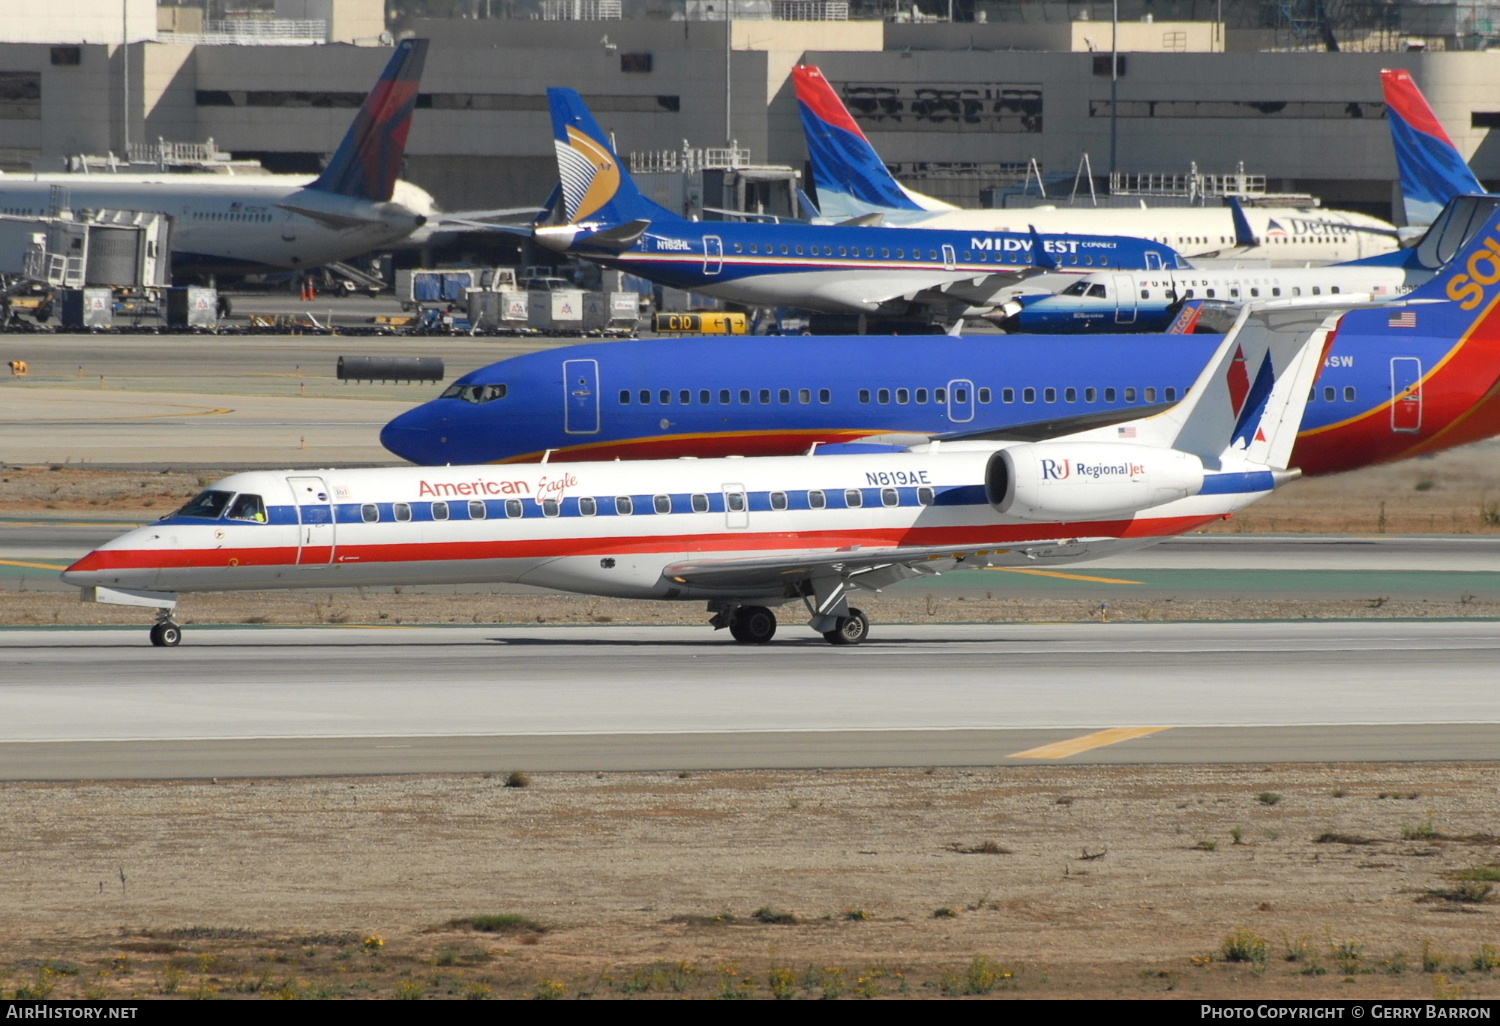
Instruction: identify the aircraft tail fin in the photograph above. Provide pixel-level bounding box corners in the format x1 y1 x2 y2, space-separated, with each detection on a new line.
1402 194 1500 298
1382 69 1483 227
308 38 428 203
1146 306 1338 470
547 87 679 227
792 65 956 219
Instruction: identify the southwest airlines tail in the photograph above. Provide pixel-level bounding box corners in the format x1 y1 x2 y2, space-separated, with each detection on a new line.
1382 68 1483 227
546 88 679 226
792 65 956 219
308 38 428 203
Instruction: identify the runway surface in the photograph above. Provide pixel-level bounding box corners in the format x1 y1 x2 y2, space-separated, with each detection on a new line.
2 620 1496 778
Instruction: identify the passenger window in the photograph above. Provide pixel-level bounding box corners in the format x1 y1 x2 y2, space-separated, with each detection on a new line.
1312 286 1321 296
918 486 934 506
916 388 929 404
779 389 790 404
845 489 863 508
1145 387 1157 402
726 492 745 512
771 491 788 511
361 504 379 523
1292 287 1301 297
1085 387 1097 402
619 390 631 404
1165 387 1177 401
226 493 267 523
1124 388 1137 402
691 493 709 513
1272 287 1282 297
679 389 691 404
639 389 651 404
881 488 898 507
505 499 523 518
1002 388 1015 403
1344 386 1356 402
1023 387 1036 403
659 390 671 404
1105 387 1117 402
654 494 672 514
699 389 711 404
978 388 991 403
808 489 826 509
878 389 890 404
393 502 412 522
616 495 633 515
1250 288 1259 297
1141 289 1150 300
542 499 560 517
719 389 730 405
579 496 597 517
759 389 771 404
1065 387 1077 403
798 388 810 403
432 501 449 521
1044 388 1057 403
896 388 909 404
859 389 871 404
1206 289 1215 299
935 388 947 403
1324 386 1336 402
819 389 831 403
1331 286 1340 294
955 388 968 403
738 389 751 404
469 500 486 519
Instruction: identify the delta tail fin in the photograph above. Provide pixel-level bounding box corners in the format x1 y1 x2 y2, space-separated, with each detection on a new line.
1382 68 1483 227
792 65 956 220
546 88 679 227
308 38 428 203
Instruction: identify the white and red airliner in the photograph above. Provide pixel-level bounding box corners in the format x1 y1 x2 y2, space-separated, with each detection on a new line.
63 303 1334 646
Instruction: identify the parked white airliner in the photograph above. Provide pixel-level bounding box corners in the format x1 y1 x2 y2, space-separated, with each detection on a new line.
0 39 432 275
64 300 1333 647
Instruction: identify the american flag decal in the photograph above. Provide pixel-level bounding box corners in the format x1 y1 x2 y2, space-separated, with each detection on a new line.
1388 310 1418 328
1117 425 1137 438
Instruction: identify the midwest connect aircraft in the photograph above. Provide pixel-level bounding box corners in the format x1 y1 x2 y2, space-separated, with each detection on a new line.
0 40 432 275
382 195 1500 479
515 88 1191 320
793 64 1399 264
66 300 1327 647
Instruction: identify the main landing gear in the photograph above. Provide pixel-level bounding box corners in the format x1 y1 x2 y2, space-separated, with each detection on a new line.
149 609 182 647
709 602 871 646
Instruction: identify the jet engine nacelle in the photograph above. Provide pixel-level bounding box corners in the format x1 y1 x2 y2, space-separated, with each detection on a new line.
986 442 1205 521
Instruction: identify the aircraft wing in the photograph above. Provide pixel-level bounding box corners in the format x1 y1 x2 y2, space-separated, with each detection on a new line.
663 538 1085 594
804 268 1034 313
276 203 386 230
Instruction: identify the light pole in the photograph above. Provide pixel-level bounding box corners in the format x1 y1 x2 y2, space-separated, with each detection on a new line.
1109 0 1118 178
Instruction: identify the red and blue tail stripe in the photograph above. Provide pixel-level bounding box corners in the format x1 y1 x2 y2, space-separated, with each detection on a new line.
309 38 428 203
1382 69 1484 226
793 65 926 214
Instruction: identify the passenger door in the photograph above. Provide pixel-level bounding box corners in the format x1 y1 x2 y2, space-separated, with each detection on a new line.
723 484 748 529
1391 357 1423 433
1112 274 1137 324
288 475 335 565
704 235 723 275
563 358 600 435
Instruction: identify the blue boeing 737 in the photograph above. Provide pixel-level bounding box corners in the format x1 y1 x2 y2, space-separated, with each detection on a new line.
384 196 1500 482
503 89 1189 321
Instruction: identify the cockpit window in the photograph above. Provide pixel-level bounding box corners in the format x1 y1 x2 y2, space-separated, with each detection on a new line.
177 489 233 519
440 383 508 404
1061 280 1090 296
1086 283 1107 298
226 493 268 523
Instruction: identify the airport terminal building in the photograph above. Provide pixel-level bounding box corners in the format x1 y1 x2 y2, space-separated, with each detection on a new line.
3 0 1500 220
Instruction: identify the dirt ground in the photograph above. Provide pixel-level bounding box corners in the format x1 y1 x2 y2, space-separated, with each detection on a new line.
1 766 1499 1000
4 457 1500 1000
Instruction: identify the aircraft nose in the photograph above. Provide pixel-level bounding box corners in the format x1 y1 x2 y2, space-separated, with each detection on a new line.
381 406 445 464
60 549 107 587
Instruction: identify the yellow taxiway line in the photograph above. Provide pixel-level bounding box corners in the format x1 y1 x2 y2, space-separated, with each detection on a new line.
0 559 69 571
1007 726 1172 760
987 568 1144 585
